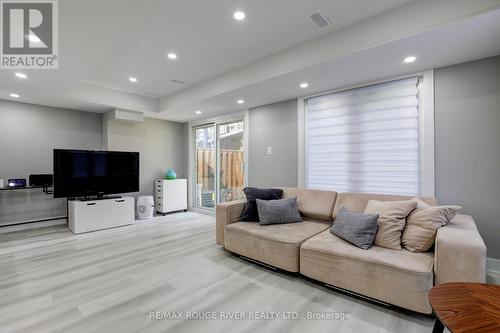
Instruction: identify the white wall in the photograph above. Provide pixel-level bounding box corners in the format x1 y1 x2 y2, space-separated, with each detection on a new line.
248 99 298 188
435 55 500 259
105 117 187 196
0 100 187 226
0 100 102 225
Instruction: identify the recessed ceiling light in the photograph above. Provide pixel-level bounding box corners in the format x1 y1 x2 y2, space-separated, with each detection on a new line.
403 56 416 63
237 99 245 104
300 82 309 89
129 77 137 83
15 72 27 79
10 93 20 98
28 34 41 43
195 110 202 114
233 11 246 21
167 53 177 60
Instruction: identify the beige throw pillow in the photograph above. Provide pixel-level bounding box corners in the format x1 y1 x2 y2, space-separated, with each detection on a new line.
402 198 461 252
364 200 417 250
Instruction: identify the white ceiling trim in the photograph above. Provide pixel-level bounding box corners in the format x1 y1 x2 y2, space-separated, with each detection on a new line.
66 83 158 114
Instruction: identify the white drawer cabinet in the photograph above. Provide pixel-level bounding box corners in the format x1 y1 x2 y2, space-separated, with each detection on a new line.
155 179 187 214
68 197 134 234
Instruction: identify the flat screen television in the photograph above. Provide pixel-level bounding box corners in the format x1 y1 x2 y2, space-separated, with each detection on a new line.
53 149 139 198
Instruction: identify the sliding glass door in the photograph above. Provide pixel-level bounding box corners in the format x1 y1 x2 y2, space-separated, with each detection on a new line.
194 124 216 208
217 120 245 203
193 117 245 210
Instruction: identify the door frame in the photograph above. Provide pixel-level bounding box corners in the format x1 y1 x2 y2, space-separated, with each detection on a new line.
188 110 249 215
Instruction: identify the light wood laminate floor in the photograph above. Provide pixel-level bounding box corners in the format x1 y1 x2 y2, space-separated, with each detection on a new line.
0 212 434 333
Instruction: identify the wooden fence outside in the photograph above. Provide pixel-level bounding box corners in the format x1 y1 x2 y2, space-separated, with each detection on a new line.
196 148 244 202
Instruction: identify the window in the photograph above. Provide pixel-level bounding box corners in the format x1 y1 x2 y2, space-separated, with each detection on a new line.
305 77 425 196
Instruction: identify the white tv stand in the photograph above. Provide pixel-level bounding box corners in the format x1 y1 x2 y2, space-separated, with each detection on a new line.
68 196 134 234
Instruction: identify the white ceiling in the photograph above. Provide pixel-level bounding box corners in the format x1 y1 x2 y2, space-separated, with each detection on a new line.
83 0 414 98
1 0 500 122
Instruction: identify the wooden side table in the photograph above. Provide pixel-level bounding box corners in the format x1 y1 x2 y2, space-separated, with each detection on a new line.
428 282 500 333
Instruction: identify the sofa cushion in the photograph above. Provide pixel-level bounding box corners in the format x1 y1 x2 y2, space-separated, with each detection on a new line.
240 187 283 222
364 200 417 250
257 197 302 225
280 187 337 221
403 198 462 252
333 192 436 218
300 229 434 314
330 207 379 250
224 220 331 272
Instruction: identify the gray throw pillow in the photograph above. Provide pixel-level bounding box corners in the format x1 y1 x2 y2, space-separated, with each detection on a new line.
330 207 379 250
256 197 302 225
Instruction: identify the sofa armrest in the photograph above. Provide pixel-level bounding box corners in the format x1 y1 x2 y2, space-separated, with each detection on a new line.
216 199 246 245
434 214 487 285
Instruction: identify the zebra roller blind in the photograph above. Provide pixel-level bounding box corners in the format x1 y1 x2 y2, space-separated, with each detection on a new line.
306 77 420 195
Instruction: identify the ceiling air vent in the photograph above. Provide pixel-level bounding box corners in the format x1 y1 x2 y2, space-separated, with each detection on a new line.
309 11 332 29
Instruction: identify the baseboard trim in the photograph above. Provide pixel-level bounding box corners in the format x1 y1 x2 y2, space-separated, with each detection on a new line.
487 257 500 274
0 218 67 233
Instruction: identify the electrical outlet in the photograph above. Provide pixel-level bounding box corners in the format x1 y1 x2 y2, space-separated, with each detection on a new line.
266 146 272 155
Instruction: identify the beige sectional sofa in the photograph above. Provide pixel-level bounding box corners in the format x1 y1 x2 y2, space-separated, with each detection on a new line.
216 187 487 314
